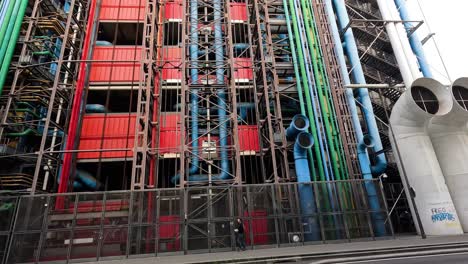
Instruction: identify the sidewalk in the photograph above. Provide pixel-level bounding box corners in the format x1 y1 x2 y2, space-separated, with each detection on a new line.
89 234 468 264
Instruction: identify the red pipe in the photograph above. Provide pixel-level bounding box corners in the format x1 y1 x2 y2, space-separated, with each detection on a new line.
56 0 97 209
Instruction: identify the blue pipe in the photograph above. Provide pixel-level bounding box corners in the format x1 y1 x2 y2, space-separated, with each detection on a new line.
293 0 333 182
332 0 387 176
286 114 309 140
85 104 107 113
212 0 230 181
324 0 373 179
95 40 113 46
394 0 432 78
294 132 320 241
74 170 101 190
172 0 230 184
331 0 386 236
188 0 200 175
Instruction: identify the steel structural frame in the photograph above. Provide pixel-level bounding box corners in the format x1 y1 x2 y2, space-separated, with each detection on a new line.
249 0 290 183
312 0 361 179
130 0 159 190
179 0 241 187
0 0 89 193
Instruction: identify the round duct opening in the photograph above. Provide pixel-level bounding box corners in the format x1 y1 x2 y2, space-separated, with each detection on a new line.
362 135 374 148
294 117 307 129
297 132 313 149
411 86 439 114
453 85 468 111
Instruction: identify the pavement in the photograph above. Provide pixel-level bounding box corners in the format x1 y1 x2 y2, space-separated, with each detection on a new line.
87 234 468 264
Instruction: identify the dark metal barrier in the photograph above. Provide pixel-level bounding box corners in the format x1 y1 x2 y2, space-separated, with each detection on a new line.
0 180 393 263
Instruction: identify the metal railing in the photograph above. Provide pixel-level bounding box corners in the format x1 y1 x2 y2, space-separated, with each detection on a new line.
0 180 394 263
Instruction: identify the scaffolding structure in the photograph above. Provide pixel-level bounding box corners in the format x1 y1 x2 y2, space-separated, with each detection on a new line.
0 0 88 193
0 0 427 262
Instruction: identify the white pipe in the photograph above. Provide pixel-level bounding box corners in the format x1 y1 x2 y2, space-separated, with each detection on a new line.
376 0 414 88
429 78 468 232
390 78 463 235
387 0 422 79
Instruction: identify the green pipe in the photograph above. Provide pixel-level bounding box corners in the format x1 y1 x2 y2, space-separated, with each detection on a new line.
288 0 325 181
282 0 317 179
0 0 15 47
0 0 27 96
14 108 40 118
0 0 20 65
299 0 345 181
32 51 53 56
16 101 36 109
309 1 350 180
5 128 36 137
306 0 349 180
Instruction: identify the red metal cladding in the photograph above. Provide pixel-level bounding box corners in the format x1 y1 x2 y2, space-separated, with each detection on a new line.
229 2 248 22
159 113 182 154
90 46 142 83
162 47 182 82
238 125 260 152
159 215 181 251
243 210 269 245
233 58 253 82
78 114 136 160
99 0 145 21
164 2 183 21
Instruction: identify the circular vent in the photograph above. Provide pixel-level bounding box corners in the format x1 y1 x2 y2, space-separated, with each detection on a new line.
453 85 468 111
411 86 439 114
294 117 306 129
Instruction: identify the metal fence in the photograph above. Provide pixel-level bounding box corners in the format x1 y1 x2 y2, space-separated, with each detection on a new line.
0 180 394 263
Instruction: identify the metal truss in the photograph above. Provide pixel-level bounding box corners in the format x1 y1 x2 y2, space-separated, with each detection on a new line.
0 0 88 193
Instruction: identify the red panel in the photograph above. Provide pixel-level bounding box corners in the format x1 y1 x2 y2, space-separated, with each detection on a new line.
78 114 136 160
164 2 183 20
99 0 145 21
159 131 183 154
229 3 248 22
244 210 268 245
233 58 253 81
238 125 260 152
160 112 180 128
159 113 182 154
162 47 182 81
90 46 142 83
159 215 181 251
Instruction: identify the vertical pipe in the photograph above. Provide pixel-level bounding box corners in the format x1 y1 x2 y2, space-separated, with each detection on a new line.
188 0 200 175
0 0 15 50
394 0 433 78
58 0 98 199
214 0 230 179
375 0 414 87
0 0 27 95
295 132 320 241
332 0 387 236
0 0 19 66
386 0 421 80
290 0 328 181
282 0 318 177
332 0 387 176
324 0 372 179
